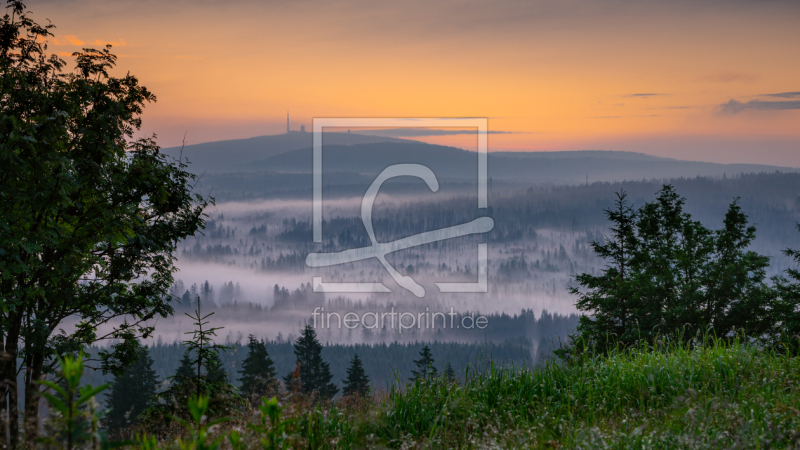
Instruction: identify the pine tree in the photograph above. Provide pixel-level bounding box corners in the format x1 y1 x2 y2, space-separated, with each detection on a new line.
173 300 231 399
200 280 216 308
443 361 456 382
104 347 159 433
774 223 800 350
702 199 771 337
141 299 242 427
410 345 437 381
178 289 192 312
239 335 278 402
342 354 370 397
174 350 195 381
205 351 228 384
568 185 773 356
569 191 640 353
283 325 338 400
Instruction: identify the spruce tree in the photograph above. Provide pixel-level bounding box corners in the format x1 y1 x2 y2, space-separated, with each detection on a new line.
773 223 800 350
283 325 338 400
239 335 278 402
568 191 640 352
342 354 370 397
174 350 195 381
180 289 193 312
205 351 228 384
443 361 456 382
175 300 233 399
568 185 773 355
142 300 242 427
410 345 437 381
104 347 159 433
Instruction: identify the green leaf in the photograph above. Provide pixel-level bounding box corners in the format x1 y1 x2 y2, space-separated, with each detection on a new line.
39 380 69 400
40 392 68 415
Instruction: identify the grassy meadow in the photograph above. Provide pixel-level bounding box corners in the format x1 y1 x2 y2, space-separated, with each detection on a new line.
77 338 798 449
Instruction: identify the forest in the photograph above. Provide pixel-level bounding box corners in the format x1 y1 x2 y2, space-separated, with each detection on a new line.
3 1 800 448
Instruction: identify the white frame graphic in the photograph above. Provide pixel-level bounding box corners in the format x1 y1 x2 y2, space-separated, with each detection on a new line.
309 118 490 296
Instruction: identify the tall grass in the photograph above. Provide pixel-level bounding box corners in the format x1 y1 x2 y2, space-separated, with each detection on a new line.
43 339 800 448
367 338 800 448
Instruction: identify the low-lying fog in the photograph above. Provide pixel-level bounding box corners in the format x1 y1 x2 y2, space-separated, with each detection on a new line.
77 173 800 347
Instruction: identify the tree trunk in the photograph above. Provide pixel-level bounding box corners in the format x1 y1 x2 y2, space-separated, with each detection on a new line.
22 351 43 449
0 362 8 449
1 319 21 449
8 376 18 450
0 346 7 449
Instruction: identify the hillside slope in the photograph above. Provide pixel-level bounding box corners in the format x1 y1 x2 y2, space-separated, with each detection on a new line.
160 131 407 173
256 141 797 183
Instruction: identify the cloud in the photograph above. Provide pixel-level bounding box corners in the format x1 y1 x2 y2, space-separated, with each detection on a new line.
352 128 518 137
624 93 666 98
93 38 127 47
590 115 659 119
646 106 693 110
761 91 800 98
719 99 800 114
52 35 84 46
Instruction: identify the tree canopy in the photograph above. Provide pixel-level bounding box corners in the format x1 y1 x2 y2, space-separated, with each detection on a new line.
140 304 242 433
238 334 278 403
283 325 338 401
410 345 437 381
0 0 209 444
342 353 370 397
568 186 774 355
771 224 800 351
104 347 159 434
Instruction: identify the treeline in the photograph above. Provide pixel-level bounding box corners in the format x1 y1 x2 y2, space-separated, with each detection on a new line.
83 337 535 397
271 283 324 310
263 172 800 267
173 174 800 294
164 278 580 342
98 321 535 436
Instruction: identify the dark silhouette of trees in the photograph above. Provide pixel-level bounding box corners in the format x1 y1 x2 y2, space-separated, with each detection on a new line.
772 224 800 350
0 1 209 444
568 185 773 355
239 335 278 403
342 354 370 397
111 335 539 395
410 345 437 381
142 302 241 429
443 362 456 382
174 350 196 380
283 325 338 401
104 348 159 434
569 191 639 350
205 352 229 385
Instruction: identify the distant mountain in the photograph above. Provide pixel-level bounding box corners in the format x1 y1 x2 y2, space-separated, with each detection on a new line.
251 142 471 176
251 141 797 183
160 131 407 174
492 150 667 161
164 132 799 194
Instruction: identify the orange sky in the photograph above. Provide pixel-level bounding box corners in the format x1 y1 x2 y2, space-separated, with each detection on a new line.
31 0 800 165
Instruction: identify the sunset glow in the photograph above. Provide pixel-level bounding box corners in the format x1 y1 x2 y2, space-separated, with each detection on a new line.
36 0 800 165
